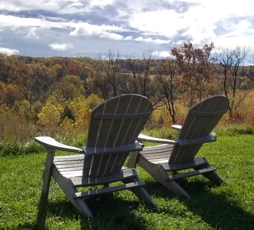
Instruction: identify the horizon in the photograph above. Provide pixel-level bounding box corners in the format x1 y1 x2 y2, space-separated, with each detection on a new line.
0 1 254 63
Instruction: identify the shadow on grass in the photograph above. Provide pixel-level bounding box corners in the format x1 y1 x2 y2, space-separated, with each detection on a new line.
184 181 254 230
24 192 152 230
145 179 254 229
15 178 254 229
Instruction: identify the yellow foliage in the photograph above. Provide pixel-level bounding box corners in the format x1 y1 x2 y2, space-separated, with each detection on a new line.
60 96 91 132
38 94 64 128
38 93 104 134
0 103 9 113
61 94 104 132
149 109 172 128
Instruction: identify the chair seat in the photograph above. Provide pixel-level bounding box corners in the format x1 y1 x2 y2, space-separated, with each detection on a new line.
140 144 173 164
53 154 84 178
53 154 141 185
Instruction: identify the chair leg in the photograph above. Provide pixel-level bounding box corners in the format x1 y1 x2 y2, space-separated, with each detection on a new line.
52 169 94 218
123 172 156 207
153 165 190 199
194 158 227 185
202 171 227 185
136 156 190 198
65 182 94 218
128 151 139 168
42 148 55 199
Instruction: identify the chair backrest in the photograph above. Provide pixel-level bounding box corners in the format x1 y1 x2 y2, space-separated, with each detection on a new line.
83 94 153 177
168 95 229 164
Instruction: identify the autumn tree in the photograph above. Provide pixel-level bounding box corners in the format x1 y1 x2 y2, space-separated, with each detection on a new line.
0 82 20 106
124 54 142 94
86 70 112 99
31 63 54 101
66 59 81 76
13 62 34 103
154 59 180 124
171 42 217 106
99 49 121 96
0 53 10 83
139 50 153 97
51 75 85 100
216 46 250 118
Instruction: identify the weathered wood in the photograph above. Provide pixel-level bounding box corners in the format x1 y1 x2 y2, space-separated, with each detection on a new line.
176 134 216 146
75 181 145 198
171 125 182 130
94 111 151 119
35 94 156 218
138 133 176 144
168 166 216 180
72 168 139 186
128 151 139 168
84 142 143 155
162 157 208 171
35 136 82 152
129 95 229 198
191 108 229 116
42 147 55 198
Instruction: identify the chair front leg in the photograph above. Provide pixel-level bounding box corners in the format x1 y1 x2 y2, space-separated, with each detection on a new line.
42 147 55 199
127 151 140 168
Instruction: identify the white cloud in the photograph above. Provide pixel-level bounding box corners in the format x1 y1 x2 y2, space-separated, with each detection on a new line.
134 36 170 44
99 31 123 40
124 36 132 41
152 51 172 58
49 43 73 51
0 0 254 57
128 1 254 48
69 22 128 38
23 28 40 39
0 47 19 55
0 0 115 15
89 0 114 7
0 14 73 30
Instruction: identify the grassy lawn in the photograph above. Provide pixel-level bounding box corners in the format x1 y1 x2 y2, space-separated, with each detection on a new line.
0 134 254 229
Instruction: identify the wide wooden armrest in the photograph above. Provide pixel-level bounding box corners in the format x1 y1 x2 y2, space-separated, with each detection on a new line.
35 136 82 153
84 141 143 156
171 125 182 131
137 133 176 144
176 133 216 146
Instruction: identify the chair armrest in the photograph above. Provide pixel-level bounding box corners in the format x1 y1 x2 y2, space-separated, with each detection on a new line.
176 133 216 146
137 133 176 144
35 136 82 153
84 141 143 156
171 125 182 131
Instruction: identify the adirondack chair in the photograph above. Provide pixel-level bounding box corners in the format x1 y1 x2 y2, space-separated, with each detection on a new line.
128 95 229 198
35 94 156 218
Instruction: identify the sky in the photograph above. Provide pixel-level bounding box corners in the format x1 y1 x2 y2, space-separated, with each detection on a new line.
0 0 254 59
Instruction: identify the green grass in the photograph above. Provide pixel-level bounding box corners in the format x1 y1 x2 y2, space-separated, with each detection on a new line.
0 134 254 229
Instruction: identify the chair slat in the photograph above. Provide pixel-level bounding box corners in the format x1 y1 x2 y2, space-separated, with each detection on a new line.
94 111 151 119
168 167 216 180
75 181 145 198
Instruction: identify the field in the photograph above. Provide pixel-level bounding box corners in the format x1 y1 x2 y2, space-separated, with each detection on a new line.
1 134 254 230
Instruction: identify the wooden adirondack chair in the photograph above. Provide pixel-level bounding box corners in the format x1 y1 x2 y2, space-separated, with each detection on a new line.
128 95 229 198
35 94 156 218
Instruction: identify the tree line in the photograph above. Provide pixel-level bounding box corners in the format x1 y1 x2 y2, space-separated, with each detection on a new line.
0 42 253 126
